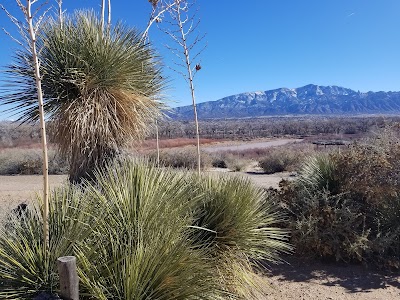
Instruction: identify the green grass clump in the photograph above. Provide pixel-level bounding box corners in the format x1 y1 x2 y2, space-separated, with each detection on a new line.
191 175 292 297
0 187 95 298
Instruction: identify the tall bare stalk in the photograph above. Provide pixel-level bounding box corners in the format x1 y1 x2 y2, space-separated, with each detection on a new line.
107 0 111 30
1 0 50 250
26 0 49 250
162 0 205 175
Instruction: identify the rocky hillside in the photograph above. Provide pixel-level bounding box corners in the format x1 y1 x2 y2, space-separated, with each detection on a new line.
171 84 400 119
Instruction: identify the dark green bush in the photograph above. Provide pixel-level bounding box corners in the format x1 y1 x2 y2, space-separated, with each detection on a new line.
211 158 227 168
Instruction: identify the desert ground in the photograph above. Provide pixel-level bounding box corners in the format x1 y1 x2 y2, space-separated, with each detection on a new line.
1 170 399 299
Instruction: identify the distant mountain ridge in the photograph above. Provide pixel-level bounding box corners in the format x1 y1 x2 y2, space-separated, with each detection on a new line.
171 84 400 120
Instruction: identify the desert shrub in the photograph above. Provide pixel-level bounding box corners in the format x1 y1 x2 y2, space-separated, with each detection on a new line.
0 148 68 175
332 128 400 205
277 182 369 262
259 155 285 174
148 148 212 170
211 157 227 168
274 129 400 268
226 159 251 172
258 149 301 174
209 152 251 172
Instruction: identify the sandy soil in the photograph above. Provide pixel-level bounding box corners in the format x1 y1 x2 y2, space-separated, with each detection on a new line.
0 175 66 223
0 174 399 299
263 256 400 300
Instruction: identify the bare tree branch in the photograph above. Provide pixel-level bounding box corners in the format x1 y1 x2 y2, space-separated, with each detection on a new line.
142 0 178 41
159 0 206 175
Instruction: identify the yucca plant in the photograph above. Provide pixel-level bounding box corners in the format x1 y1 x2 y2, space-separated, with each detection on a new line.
298 153 339 194
1 10 165 183
0 187 97 299
189 174 292 298
75 159 221 299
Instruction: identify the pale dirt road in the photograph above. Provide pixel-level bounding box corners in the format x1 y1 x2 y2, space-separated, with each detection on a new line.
0 175 66 223
202 138 304 153
0 174 399 299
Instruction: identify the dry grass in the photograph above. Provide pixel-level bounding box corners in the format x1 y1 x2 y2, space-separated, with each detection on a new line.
0 147 67 175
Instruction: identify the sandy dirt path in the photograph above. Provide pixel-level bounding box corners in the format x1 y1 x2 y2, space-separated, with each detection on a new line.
262 256 400 300
0 175 66 223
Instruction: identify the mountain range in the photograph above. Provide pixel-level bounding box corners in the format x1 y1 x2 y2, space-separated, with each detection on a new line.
171 84 400 120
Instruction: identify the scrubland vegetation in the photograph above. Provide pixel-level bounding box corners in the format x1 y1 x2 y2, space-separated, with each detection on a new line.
1 120 400 298
155 115 400 139
0 0 399 298
271 127 400 269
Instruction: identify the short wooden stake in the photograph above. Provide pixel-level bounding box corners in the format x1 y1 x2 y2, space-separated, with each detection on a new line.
57 256 79 300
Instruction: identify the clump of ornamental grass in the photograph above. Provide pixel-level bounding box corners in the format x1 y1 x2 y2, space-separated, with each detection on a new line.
75 159 220 299
0 187 95 299
189 174 292 298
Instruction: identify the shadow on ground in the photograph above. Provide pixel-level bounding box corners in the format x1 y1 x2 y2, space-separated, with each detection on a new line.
264 255 400 294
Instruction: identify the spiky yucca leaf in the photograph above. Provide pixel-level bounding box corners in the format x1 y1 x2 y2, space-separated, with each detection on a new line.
298 154 339 193
1 11 166 182
76 159 221 299
0 187 97 299
189 174 292 298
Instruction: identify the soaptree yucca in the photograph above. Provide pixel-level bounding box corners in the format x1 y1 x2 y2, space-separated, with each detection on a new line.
1 10 165 182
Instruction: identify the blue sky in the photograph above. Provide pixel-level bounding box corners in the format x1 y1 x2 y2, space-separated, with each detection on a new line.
0 0 400 118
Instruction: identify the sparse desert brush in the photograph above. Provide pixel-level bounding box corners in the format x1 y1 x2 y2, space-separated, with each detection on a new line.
138 137 218 150
211 152 251 172
274 128 400 268
332 128 400 205
0 122 41 149
0 148 68 175
276 181 369 262
148 147 212 170
258 147 302 174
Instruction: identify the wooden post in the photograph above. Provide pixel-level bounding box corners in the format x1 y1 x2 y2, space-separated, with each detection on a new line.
57 256 79 300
